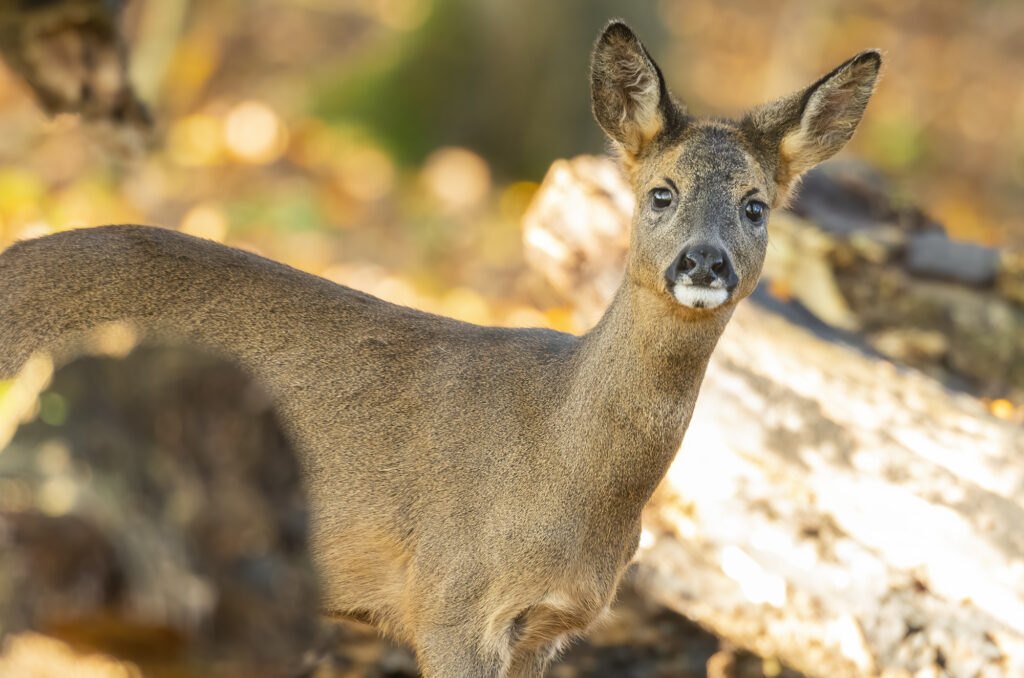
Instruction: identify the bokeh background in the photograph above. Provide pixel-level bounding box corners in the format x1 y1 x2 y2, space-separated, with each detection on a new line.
0 0 1020 328
0 2 1023 675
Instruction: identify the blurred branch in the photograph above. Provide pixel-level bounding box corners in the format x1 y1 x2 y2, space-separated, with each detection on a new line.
0 0 150 133
129 0 189 104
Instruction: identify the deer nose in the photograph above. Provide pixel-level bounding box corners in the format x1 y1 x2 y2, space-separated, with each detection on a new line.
665 245 732 287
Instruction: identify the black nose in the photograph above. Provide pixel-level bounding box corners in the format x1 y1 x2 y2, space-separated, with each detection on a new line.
665 244 733 287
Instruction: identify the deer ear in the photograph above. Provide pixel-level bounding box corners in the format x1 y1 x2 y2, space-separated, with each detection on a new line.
590 21 683 163
745 50 881 204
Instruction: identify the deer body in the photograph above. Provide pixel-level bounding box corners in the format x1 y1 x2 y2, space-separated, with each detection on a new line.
0 23 879 677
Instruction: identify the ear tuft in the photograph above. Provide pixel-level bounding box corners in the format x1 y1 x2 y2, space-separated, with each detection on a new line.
599 20 639 46
590 21 682 163
745 49 882 204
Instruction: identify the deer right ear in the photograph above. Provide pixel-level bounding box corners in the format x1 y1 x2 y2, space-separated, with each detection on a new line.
590 21 683 164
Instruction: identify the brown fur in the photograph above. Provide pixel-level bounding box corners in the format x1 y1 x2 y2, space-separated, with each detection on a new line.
0 22 879 678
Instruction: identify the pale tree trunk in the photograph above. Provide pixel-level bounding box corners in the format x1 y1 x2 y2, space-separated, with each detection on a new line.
523 156 1024 678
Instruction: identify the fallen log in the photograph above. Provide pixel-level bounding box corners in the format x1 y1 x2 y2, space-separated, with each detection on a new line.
523 155 1024 678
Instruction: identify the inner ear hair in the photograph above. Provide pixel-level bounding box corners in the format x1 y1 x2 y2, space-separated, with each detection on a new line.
744 49 881 204
590 21 683 162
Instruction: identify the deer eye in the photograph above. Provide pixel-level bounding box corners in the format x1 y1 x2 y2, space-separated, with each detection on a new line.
744 200 768 225
651 187 673 210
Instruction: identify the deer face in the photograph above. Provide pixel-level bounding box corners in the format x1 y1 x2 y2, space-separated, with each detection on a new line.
629 122 772 310
590 21 880 314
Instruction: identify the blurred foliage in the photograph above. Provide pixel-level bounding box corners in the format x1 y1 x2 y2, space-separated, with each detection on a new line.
0 0 1019 336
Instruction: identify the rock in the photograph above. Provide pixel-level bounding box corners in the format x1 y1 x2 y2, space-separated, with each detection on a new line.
790 161 943 243
869 328 949 362
905 231 1000 286
998 250 1024 306
789 161 897 237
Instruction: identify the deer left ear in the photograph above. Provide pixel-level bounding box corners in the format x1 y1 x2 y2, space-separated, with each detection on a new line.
590 21 684 164
745 50 881 205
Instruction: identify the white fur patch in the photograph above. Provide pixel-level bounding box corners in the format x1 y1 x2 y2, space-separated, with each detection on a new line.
671 284 729 310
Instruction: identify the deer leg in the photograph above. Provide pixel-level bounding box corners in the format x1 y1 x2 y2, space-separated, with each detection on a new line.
415 625 506 678
500 603 582 678
504 644 558 678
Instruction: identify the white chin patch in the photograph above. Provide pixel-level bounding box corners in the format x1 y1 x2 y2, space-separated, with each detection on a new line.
672 284 729 310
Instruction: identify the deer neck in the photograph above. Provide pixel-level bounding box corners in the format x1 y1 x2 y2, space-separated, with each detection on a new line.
565 270 732 514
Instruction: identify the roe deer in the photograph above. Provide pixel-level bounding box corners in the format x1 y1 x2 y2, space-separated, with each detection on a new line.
0 21 880 678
